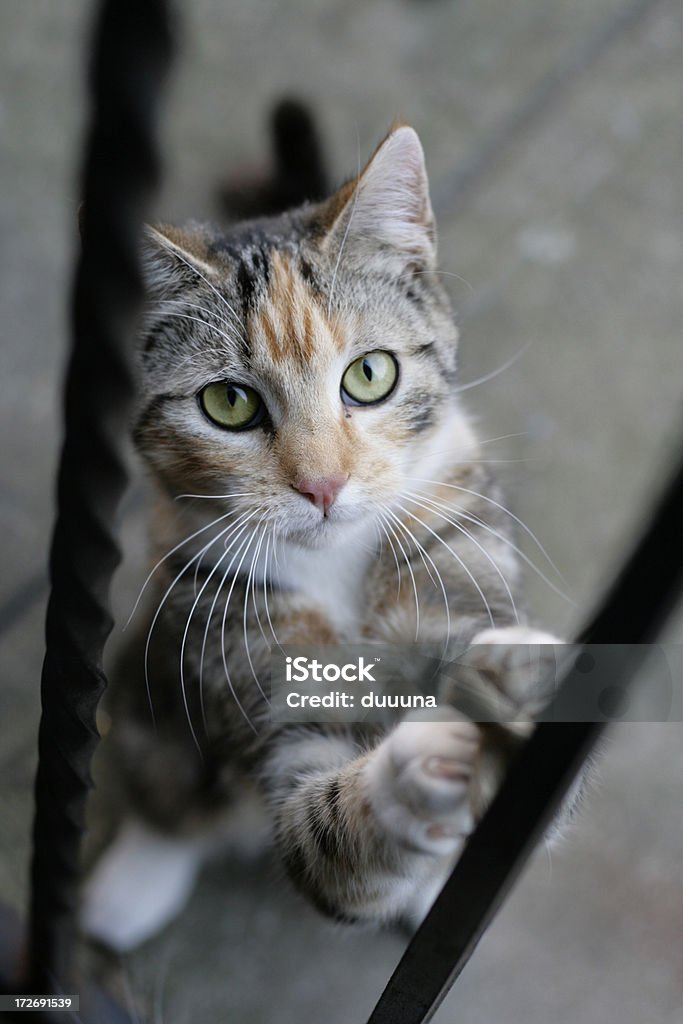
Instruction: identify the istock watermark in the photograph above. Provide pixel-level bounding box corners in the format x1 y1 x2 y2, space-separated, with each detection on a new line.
285 655 379 683
269 643 682 725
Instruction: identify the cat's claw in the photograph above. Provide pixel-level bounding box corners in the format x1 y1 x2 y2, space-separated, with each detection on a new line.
365 710 480 855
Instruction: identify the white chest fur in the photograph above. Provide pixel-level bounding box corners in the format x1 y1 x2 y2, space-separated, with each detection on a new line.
267 527 376 637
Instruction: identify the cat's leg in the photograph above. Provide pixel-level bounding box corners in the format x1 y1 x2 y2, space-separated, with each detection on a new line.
80 709 265 951
82 789 272 952
81 818 213 952
267 629 584 927
263 715 482 925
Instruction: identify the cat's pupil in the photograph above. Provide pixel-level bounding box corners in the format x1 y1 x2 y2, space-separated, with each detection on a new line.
227 386 238 407
363 359 373 382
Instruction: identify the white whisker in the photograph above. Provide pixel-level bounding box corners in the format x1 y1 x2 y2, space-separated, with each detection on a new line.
397 267 475 296
399 433 532 469
174 490 258 501
180 538 243 756
396 502 496 629
454 341 534 394
152 310 243 349
198 510 262 736
379 504 420 640
243 518 271 706
402 491 519 624
376 512 402 601
327 125 361 319
272 531 283 586
383 505 452 652
249 527 271 650
477 432 530 445
219 520 266 734
262 533 284 654
155 235 248 342
409 487 572 604
411 476 563 579
126 508 239 629
143 517 240 726
156 296 244 343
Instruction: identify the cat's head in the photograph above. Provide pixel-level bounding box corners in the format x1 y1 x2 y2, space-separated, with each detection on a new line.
135 126 473 548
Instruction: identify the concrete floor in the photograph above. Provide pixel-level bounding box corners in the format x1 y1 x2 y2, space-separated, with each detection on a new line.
1 0 682 1021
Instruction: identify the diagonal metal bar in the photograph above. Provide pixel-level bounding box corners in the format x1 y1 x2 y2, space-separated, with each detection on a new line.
366 447 683 1024
25 0 173 997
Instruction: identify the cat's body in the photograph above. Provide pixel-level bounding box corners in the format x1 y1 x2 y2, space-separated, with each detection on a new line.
83 125 567 952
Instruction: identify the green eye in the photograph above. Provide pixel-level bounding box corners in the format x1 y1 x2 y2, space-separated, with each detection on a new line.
341 351 398 406
199 382 264 430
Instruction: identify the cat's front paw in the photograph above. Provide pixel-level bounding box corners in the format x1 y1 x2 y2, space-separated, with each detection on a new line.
365 710 480 855
454 625 564 722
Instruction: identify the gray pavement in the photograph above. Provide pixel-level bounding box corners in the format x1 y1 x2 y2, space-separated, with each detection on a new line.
1 0 682 1021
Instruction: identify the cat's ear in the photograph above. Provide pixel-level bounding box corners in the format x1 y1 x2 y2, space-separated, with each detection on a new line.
140 224 216 301
321 126 436 272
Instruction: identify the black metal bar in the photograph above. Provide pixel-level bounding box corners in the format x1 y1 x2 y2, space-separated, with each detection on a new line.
365 448 683 1024
579 459 683 647
26 0 173 996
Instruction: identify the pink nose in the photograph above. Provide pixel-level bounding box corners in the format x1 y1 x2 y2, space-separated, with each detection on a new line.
294 473 348 515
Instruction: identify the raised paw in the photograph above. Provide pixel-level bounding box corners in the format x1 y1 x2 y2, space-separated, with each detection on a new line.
365 710 480 855
450 626 564 722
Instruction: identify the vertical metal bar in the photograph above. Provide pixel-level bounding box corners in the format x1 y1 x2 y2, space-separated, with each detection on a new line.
28 0 173 993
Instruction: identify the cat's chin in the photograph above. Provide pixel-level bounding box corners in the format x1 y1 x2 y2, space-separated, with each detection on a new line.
283 512 373 551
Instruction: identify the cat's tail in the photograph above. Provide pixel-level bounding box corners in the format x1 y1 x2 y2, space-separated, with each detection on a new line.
218 97 329 220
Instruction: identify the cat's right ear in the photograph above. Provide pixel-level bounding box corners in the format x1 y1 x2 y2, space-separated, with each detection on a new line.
140 224 217 301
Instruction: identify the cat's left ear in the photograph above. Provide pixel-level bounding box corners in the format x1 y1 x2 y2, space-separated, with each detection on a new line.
321 126 436 272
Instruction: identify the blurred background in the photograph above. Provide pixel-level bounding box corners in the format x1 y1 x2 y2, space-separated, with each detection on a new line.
1 0 682 1021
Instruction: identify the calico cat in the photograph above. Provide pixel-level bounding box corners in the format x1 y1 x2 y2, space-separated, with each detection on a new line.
83 122 566 952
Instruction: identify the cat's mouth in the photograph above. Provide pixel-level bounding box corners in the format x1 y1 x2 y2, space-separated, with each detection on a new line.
281 501 372 548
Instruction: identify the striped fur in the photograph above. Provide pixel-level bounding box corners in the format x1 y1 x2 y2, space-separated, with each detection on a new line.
85 127 573 949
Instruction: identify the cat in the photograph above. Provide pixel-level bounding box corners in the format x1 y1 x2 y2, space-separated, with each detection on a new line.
82 119 568 953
